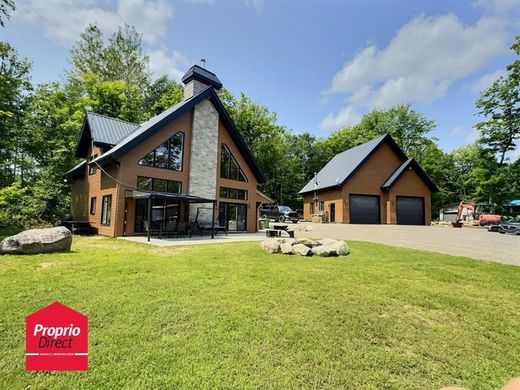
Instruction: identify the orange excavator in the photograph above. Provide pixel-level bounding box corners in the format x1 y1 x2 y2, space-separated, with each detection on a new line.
452 201 501 227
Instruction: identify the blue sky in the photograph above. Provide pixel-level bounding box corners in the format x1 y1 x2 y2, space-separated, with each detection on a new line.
2 0 519 154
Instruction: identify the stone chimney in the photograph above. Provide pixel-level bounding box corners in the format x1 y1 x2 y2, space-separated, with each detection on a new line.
180 62 223 224
181 60 223 100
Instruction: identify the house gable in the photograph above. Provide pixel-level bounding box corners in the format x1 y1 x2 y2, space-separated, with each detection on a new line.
381 158 438 192
75 112 138 158
91 88 265 184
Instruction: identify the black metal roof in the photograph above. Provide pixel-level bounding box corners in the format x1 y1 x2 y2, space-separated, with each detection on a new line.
91 86 265 183
87 112 138 145
75 112 139 157
381 158 438 192
181 65 223 90
299 134 407 194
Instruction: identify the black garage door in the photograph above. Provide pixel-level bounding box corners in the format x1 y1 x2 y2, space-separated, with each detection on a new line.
349 194 380 224
396 196 424 225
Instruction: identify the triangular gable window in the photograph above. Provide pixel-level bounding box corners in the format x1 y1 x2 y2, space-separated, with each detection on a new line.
139 132 184 171
220 144 247 182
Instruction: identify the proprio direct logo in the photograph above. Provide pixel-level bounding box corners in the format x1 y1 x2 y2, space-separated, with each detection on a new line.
26 302 88 371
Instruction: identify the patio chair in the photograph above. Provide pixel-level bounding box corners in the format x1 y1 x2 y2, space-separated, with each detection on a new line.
177 222 188 238
162 220 178 238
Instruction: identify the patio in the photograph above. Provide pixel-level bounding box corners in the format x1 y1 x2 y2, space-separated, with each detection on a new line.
119 231 266 246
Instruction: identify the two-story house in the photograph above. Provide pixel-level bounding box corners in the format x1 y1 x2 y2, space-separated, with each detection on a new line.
65 65 269 236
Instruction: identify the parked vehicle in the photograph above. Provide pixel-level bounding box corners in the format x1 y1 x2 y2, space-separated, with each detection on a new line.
260 205 299 223
497 216 520 235
452 201 501 227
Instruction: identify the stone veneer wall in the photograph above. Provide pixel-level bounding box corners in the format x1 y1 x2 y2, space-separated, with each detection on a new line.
188 98 219 224
184 79 208 100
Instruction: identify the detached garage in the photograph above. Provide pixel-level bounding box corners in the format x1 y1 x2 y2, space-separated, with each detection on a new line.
299 134 438 225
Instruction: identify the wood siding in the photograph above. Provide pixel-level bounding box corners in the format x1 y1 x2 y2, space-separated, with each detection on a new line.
116 110 193 236
387 169 432 225
216 121 258 233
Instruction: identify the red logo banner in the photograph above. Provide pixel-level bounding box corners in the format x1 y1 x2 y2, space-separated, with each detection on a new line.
26 302 88 371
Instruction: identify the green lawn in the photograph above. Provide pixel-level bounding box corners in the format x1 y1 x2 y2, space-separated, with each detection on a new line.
1 237 519 389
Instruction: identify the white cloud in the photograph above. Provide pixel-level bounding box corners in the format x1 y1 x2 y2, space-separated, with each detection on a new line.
245 0 265 15
330 14 507 104
471 69 508 93
320 105 361 130
323 11 514 129
148 48 190 81
16 0 174 45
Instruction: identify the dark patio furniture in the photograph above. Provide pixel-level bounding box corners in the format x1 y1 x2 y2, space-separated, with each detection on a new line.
124 190 217 241
266 224 294 238
62 221 92 235
177 222 189 238
162 220 178 238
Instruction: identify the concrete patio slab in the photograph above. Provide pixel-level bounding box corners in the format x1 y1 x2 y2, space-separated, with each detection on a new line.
119 232 266 247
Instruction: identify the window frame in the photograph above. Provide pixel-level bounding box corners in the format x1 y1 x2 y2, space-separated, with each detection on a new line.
219 186 248 201
319 201 325 212
101 195 112 226
88 154 98 175
90 197 96 215
310 203 315 214
220 144 248 182
138 132 185 172
137 176 182 194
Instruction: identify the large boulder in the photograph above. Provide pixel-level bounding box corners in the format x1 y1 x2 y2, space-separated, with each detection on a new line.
331 240 349 256
311 245 331 257
260 239 280 254
0 227 72 255
280 242 294 255
317 239 349 256
293 244 311 256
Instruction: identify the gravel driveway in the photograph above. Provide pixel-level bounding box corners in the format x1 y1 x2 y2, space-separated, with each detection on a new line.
293 222 520 265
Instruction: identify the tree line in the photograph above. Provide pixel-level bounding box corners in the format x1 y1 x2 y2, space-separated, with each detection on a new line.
0 3 518 228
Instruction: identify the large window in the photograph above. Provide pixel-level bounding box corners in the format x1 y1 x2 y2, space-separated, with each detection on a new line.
220 145 247 182
137 176 182 194
101 195 112 225
138 132 184 171
90 197 96 215
219 187 248 201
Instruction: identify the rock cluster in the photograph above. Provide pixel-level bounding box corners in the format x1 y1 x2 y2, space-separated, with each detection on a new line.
0 226 72 255
260 237 349 257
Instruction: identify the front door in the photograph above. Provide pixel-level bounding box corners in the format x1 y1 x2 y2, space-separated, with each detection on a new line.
219 203 247 231
329 203 336 223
